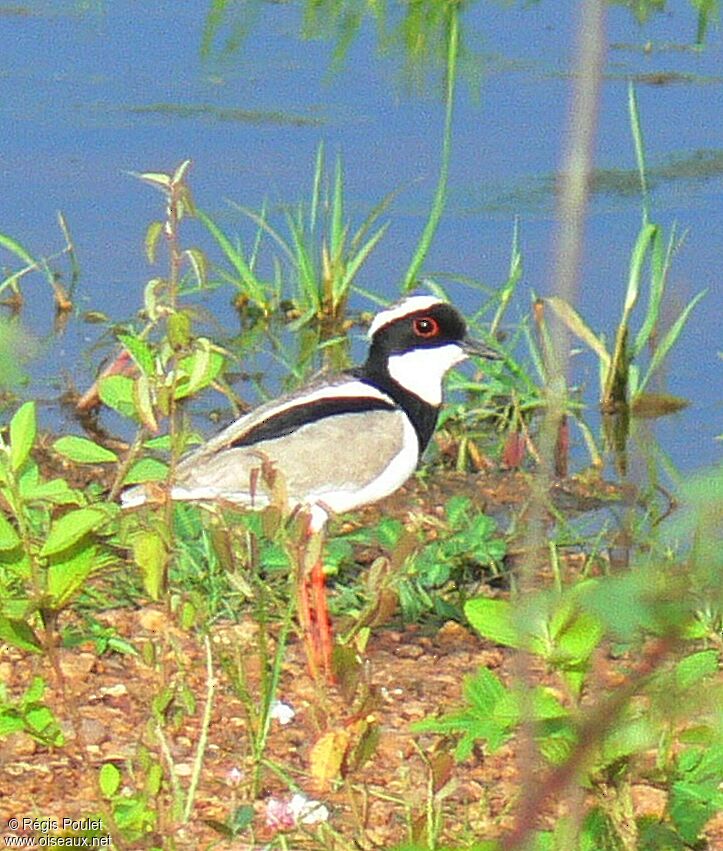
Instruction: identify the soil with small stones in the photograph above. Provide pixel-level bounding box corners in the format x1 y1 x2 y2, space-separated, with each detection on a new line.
0 468 720 850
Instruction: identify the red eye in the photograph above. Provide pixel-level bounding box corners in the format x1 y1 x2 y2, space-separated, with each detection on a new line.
412 316 439 338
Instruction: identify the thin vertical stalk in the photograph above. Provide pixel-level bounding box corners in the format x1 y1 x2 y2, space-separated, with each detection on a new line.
504 1 607 849
183 634 216 822
403 7 459 291
163 168 189 547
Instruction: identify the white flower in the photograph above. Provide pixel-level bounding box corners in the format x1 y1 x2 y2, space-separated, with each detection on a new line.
269 700 295 725
289 793 329 825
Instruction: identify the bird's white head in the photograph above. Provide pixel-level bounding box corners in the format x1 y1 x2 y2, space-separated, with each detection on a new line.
365 296 499 405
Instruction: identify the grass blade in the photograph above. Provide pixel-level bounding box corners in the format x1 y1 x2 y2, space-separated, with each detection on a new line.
631 225 683 359
545 296 610 367
340 222 389 296
310 141 324 235
198 210 267 306
350 185 403 253
330 153 345 264
628 82 650 225
0 232 36 267
637 289 707 396
285 210 320 311
228 202 296 266
490 221 523 336
622 222 657 323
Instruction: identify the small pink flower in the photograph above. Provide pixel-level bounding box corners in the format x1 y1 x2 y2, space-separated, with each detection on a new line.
265 792 329 830
265 796 296 830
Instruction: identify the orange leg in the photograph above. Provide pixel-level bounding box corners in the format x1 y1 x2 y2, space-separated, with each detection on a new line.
295 523 335 684
296 562 320 680
309 555 334 682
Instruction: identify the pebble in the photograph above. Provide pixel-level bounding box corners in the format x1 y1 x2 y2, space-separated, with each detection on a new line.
394 645 423 659
99 683 128 698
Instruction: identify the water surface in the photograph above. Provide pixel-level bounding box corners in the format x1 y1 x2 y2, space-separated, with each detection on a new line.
0 1 720 475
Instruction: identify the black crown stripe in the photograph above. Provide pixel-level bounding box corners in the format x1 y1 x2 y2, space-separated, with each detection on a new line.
229 395 397 448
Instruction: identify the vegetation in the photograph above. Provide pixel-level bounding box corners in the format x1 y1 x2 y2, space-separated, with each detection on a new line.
0 1 721 850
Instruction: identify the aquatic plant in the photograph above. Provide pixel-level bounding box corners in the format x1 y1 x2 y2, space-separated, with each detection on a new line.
546 85 707 417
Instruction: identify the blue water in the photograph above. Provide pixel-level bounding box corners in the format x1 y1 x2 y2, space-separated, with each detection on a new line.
0 1 720 475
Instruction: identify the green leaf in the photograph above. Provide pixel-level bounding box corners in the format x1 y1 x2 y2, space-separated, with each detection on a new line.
174 342 223 399
167 311 192 349
622 222 657 316
132 530 168 600
445 495 471 528
53 435 118 464
172 158 192 185
669 746 723 843
631 224 668 358
0 616 42 653
117 333 155 377
674 650 719 691
464 666 506 714
24 704 64 745
339 223 388 302
145 220 164 264
0 714 25 737
133 373 158 432
0 592 34 618
0 231 36 267
123 457 168 485
551 609 603 666
230 804 255 832
99 762 121 798
20 477 83 506
183 248 208 288
0 512 20 550
40 507 111 557
599 713 656 767
46 545 100 609
22 675 46 705
136 171 171 190
198 209 267 306
465 598 521 649
9 401 36 471
99 374 137 419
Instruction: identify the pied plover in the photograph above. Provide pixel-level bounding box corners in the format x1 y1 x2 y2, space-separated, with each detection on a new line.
123 295 500 677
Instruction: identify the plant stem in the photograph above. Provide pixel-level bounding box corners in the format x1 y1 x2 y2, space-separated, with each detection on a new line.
510 0 606 839
183 634 215 822
403 6 458 291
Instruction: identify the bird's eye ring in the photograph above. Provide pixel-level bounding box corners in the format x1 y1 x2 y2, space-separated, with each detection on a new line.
412 316 439 338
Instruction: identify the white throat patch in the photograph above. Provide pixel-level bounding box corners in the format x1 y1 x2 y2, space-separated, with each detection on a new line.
387 344 467 405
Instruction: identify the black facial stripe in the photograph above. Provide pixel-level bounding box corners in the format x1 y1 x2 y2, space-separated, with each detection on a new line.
370 303 468 354
356 302 468 451
229 396 397 448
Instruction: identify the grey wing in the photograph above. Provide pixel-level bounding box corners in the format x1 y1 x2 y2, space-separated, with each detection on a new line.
173 407 418 512
189 373 363 457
